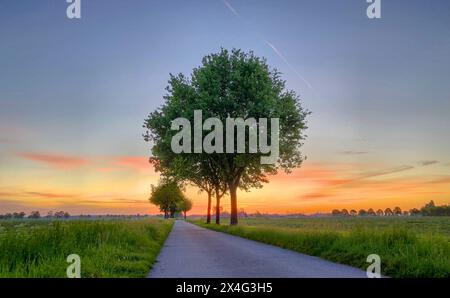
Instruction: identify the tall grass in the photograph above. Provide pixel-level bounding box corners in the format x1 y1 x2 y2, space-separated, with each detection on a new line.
196 218 450 278
0 218 173 277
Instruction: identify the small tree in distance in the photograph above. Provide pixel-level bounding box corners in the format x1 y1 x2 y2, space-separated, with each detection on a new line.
149 181 185 218
332 209 341 216
393 206 402 216
358 209 367 216
28 211 41 219
178 197 193 220
384 208 393 216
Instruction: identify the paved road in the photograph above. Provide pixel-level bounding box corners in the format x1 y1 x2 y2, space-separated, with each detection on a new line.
148 220 367 278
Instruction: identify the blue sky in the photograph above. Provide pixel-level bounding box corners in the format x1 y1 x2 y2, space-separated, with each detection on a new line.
1 0 449 214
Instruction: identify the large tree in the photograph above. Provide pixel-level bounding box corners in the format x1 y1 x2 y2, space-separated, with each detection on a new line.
144 49 309 225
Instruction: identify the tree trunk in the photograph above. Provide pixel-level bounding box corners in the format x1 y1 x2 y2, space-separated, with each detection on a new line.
206 191 212 224
230 183 238 225
215 194 221 225
184 211 186 220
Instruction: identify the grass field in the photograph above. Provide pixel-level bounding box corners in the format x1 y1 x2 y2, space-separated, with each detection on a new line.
0 218 173 278
195 217 450 278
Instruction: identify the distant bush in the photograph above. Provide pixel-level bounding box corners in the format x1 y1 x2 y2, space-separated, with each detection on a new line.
421 201 450 216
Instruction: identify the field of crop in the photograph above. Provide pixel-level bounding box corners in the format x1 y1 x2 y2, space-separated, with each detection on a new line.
195 217 450 278
0 218 173 278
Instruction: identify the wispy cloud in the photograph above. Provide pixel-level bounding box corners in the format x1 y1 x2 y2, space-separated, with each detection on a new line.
340 151 369 155
297 164 417 202
418 160 438 166
18 152 89 169
111 156 152 172
25 192 77 199
357 165 415 180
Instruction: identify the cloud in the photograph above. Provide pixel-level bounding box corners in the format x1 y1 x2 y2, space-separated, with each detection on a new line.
18 152 89 169
426 177 450 184
25 192 76 199
340 151 369 155
111 156 152 172
357 165 415 180
79 198 147 205
295 164 417 202
418 160 438 166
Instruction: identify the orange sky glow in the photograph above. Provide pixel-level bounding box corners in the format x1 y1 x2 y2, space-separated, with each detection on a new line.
1 152 448 215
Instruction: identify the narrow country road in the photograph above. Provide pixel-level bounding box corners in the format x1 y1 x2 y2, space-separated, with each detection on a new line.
148 220 367 278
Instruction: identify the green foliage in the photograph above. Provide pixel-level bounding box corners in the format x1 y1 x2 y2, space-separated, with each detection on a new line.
178 197 193 214
149 181 186 218
0 218 173 277
421 200 450 216
144 48 309 224
194 217 450 278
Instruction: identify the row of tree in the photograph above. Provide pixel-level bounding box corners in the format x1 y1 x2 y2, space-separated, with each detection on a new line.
0 210 70 219
143 49 309 225
331 201 450 217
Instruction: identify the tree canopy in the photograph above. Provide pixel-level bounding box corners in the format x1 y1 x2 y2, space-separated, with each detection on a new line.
144 48 309 224
149 181 187 218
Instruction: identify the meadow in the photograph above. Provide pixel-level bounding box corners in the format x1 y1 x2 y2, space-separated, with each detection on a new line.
0 218 173 278
195 216 450 278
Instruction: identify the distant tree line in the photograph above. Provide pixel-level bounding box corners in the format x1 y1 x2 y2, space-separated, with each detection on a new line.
0 210 70 220
331 201 450 217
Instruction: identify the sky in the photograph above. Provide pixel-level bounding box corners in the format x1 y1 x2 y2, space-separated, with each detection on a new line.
1 0 449 215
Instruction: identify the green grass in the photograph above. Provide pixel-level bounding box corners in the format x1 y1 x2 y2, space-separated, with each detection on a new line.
194 217 450 278
0 218 173 278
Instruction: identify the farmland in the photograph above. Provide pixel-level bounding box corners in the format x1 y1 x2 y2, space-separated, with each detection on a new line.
0 218 173 278
195 216 450 278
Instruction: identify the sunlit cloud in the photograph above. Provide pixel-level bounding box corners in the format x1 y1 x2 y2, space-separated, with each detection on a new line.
24 192 77 199
109 156 153 173
18 152 89 169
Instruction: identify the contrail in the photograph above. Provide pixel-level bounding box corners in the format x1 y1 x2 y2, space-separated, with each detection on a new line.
222 0 240 17
220 0 319 99
264 40 317 95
